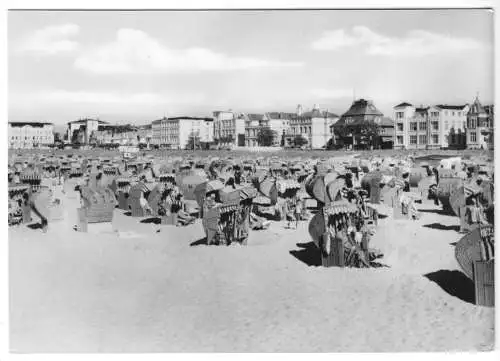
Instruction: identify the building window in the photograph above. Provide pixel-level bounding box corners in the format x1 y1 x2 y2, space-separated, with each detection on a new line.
396 112 404 119
419 135 427 144
432 121 439 130
432 134 439 144
444 121 449 130
397 123 403 131
397 136 403 145
419 122 427 131
410 135 417 145
410 122 417 131
452 111 455 116
470 132 477 143
431 111 439 117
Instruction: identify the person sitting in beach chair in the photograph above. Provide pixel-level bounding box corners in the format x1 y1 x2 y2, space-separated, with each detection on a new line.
139 191 153 216
172 193 196 226
250 212 271 230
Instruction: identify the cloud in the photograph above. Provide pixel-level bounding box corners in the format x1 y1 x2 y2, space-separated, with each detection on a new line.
312 26 486 56
20 24 80 55
74 28 303 74
14 90 205 105
310 88 353 99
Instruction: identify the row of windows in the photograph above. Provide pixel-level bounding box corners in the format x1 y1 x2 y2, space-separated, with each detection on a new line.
10 136 52 141
396 110 464 119
396 134 439 145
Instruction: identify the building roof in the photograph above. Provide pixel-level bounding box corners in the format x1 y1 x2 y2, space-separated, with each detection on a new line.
9 121 53 127
67 118 109 125
468 97 486 115
168 116 214 122
436 104 467 110
394 102 413 108
248 114 265 121
341 99 383 118
379 117 394 127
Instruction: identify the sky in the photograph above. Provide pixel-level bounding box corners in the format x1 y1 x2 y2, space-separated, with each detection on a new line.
8 9 494 127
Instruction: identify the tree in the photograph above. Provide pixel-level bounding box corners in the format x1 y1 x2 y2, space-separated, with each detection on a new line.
356 121 381 149
71 130 80 144
257 127 277 147
293 135 308 148
333 122 381 150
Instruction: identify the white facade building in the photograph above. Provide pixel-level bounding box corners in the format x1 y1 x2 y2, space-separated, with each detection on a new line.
66 118 109 144
393 102 468 150
8 122 54 149
151 117 214 149
213 111 246 146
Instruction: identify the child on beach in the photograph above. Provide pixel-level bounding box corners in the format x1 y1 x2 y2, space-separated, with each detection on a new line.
294 196 302 229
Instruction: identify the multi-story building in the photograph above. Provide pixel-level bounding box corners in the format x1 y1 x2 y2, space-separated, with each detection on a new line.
66 118 109 144
393 102 468 150
151 116 214 149
245 112 292 147
466 97 494 150
151 119 162 146
285 104 339 149
8 121 54 149
332 99 391 149
213 111 246 147
245 114 262 147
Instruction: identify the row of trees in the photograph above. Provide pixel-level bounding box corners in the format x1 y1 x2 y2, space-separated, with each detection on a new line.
330 122 382 150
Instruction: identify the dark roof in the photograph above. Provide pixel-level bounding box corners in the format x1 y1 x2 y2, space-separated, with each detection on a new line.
67 119 108 125
341 99 384 118
248 114 265 121
394 102 413 108
296 110 339 119
436 104 467 110
379 117 394 127
9 121 53 127
168 116 214 122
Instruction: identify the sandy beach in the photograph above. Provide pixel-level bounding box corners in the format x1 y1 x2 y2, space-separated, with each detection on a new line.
9 190 494 353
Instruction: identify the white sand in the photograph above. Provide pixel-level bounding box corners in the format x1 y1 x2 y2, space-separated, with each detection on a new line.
9 193 494 352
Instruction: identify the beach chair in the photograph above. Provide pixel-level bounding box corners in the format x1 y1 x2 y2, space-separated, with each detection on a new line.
77 186 117 233
455 225 494 307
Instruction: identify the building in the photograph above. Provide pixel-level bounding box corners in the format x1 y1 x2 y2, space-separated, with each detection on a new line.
151 119 162 146
285 104 339 149
245 112 292 147
8 121 54 149
151 116 214 149
244 114 263 147
332 99 391 149
213 111 246 147
466 96 494 150
393 102 468 150
66 118 109 144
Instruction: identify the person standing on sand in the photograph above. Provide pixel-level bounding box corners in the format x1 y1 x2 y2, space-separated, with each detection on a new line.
294 196 302 229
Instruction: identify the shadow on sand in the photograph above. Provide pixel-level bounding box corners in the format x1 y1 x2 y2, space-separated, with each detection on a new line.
289 242 322 267
424 270 475 304
140 217 161 225
27 223 44 230
190 238 208 247
423 223 460 232
419 209 453 216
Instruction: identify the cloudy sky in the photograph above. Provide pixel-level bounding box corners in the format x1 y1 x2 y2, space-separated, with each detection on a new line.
9 9 493 126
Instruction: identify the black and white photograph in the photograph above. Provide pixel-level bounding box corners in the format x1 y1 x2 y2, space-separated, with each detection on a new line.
4 2 497 355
